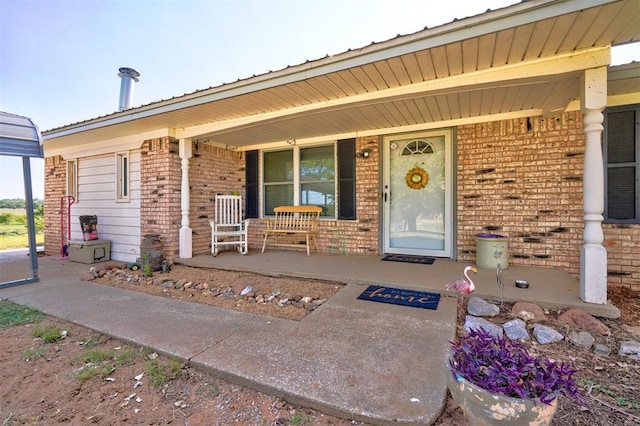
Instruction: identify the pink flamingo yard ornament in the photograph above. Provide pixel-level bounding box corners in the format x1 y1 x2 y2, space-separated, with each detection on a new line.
446 265 478 322
447 265 478 294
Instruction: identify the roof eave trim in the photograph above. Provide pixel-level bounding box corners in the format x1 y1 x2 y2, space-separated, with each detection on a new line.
43 0 621 139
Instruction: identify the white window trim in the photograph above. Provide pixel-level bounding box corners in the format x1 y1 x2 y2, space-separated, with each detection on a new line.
116 151 130 202
66 159 78 201
262 141 337 218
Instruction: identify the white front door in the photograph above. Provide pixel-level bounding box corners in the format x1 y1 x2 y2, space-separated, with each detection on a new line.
383 129 453 257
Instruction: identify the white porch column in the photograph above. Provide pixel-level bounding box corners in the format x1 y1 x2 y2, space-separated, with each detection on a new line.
580 67 608 304
179 139 193 258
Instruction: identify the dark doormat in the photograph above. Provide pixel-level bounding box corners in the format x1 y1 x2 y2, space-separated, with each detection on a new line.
381 254 435 265
357 285 440 310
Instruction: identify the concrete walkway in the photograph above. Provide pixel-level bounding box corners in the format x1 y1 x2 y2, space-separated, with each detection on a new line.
0 250 457 425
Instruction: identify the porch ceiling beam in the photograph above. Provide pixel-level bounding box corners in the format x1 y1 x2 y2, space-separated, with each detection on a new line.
176 47 610 140
237 108 546 151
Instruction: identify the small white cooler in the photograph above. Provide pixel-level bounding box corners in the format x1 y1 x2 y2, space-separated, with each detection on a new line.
68 239 111 264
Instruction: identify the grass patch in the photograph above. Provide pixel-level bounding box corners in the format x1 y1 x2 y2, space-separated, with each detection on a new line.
0 301 44 329
146 358 185 388
23 346 47 362
32 324 65 343
70 347 141 381
72 365 100 381
0 229 44 250
114 348 139 366
78 349 115 364
78 334 109 348
289 413 315 425
140 346 156 358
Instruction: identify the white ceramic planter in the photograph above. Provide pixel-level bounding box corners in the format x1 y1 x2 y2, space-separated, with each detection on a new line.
445 370 557 425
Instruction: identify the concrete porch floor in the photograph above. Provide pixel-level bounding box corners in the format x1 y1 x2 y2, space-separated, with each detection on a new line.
177 249 620 319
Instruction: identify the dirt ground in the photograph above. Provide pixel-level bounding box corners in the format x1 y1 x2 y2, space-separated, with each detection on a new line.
1 263 639 425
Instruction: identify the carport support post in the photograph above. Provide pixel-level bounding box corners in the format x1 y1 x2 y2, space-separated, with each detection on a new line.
179 139 192 258
23 157 39 281
580 66 607 304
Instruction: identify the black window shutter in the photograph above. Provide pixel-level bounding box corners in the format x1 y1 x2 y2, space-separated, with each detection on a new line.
245 150 259 218
605 105 639 223
607 167 635 220
337 138 356 220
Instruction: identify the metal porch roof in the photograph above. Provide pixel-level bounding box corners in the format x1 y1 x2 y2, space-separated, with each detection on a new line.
0 111 44 158
43 0 640 151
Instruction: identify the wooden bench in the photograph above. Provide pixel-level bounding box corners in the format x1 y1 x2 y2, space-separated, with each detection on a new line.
262 205 322 256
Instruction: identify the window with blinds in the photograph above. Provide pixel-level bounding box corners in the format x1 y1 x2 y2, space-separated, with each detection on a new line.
116 151 129 202
604 105 639 223
67 159 78 201
300 145 335 217
263 150 294 215
258 140 356 218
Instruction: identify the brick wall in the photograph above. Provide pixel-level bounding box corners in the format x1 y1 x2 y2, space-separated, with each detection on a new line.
43 155 67 256
189 143 245 255
457 113 585 273
140 138 182 262
456 111 639 290
604 225 640 289
311 136 380 255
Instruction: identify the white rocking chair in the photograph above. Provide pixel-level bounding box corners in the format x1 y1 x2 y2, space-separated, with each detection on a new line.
209 195 250 256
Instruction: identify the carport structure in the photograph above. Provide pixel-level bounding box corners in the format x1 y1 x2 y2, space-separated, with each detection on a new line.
0 111 43 288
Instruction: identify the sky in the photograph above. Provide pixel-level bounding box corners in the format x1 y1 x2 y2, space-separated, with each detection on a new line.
1 0 638 200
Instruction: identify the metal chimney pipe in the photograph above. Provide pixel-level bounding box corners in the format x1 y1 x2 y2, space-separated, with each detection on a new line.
117 67 140 111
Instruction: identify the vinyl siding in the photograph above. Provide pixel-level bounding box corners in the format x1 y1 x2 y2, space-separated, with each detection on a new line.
70 151 141 262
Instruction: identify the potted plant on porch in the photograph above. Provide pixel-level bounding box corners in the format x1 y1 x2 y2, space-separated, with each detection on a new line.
446 327 588 425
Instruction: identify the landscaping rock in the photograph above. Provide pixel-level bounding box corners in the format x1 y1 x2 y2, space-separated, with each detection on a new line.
80 271 95 281
568 331 595 349
463 315 503 339
593 343 611 357
558 308 611 335
533 324 564 344
618 340 640 360
277 298 289 307
502 318 530 341
90 264 332 319
510 302 547 323
467 297 500 317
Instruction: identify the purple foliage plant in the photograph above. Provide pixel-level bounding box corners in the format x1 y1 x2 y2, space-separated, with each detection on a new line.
448 328 588 407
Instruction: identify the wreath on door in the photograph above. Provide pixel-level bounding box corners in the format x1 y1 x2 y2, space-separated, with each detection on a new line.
405 165 429 190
